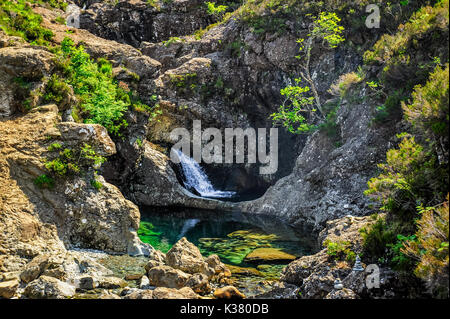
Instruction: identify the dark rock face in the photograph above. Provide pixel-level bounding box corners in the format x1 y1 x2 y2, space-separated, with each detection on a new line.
79 0 216 47
240 88 398 229
72 1 365 201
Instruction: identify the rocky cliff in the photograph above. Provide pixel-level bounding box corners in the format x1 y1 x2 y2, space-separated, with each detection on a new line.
0 0 447 300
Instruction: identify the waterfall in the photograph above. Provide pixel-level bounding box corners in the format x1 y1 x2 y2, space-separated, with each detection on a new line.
172 149 236 198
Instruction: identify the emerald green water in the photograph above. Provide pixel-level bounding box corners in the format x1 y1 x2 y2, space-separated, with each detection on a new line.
138 207 317 271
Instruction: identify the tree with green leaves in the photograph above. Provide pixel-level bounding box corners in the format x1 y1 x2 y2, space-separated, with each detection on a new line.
271 12 345 134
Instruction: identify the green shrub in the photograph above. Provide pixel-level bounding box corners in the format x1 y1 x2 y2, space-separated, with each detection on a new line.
205 1 228 18
48 37 156 137
47 142 62 151
44 74 72 106
402 64 449 138
360 216 397 262
0 0 54 45
402 198 449 298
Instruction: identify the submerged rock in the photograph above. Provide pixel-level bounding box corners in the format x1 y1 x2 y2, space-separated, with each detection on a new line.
244 248 297 264
123 289 154 299
97 276 128 289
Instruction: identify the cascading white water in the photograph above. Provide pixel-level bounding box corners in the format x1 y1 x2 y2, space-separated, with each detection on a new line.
172 149 236 198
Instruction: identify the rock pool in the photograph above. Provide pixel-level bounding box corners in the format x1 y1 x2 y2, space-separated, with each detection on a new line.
138 207 318 297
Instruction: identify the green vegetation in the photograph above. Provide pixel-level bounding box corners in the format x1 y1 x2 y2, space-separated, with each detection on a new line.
205 1 228 18
33 174 55 189
362 62 449 296
324 240 357 263
45 143 106 177
364 0 449 123
90 175 103 190
162 36 184 47
43 38 159 136
0 0 53 45
271 12 345 134
56 37 129 136
402 198 449 298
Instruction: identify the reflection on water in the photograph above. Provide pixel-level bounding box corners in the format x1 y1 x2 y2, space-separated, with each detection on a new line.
138 207 317 267
138 207 318 297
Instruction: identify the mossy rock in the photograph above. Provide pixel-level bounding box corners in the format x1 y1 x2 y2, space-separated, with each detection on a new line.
226 230 279 241
244 248 296 264
225 264 263 277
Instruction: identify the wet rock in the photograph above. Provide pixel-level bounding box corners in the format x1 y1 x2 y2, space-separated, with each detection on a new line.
0 279 19 299
78 276 97 290
124 289 154 299
97 276 128 289
185 273 211 294
147 265 191 289
213 286 246 299
125 273 143 281
244 248 296 264
152 287 200 299
226 265 263 277
205 254 229 275
24 276 76 299
98 292 121 299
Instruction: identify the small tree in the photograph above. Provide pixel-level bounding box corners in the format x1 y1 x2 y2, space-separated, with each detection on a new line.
271 12 345 134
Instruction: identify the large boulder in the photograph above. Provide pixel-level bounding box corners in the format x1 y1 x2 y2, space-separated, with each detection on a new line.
0 43 55 118
147 265 191 289
165 237 214 276
0 279 19 299
24 276 76 299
